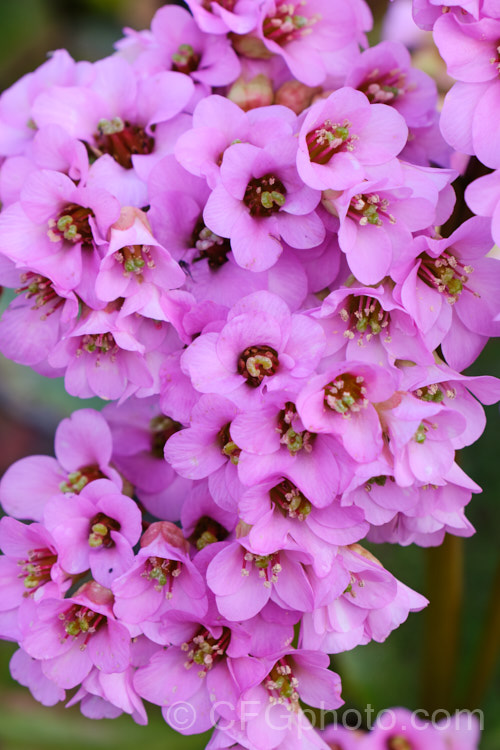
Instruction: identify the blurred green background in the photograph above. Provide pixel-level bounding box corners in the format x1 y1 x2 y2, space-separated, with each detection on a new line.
0 1 499 748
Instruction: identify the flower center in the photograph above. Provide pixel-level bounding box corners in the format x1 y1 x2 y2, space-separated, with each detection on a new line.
306 119 358 164
339 295 391 345
387 738 413 750
417 251 476 304
263 2 320 47
414 383 456 403
241 551 282 587
60 604 106 641
142 556 182 597
77 333 119 360
348 193 396 228
191 218 231 269
243 174 287 218
324 373 369 416
237 345 279 387
276 401 314 455
19 548 58 594
59 464 106 494
88 512 121 548
265 659 300 709
47 203 94 244
150 415 183 459
217 423 241 465
365 474 393 491
182 627 230 678
189 516 229 550
94 117 154 170
171 43 201 74
360 68 407 104
113 245 155 280
270 479 312 520
16 273 64 318
489 43 500 75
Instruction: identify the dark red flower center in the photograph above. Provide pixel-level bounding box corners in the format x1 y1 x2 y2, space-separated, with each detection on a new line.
150 415 183 458
270 478 312 520
172 43 201 74
265 658 300 708
339 294 391 345
307 119 358 164
417 251 476 304
360 67 407 104
143 556 182 596
217 423 241 464
113 244 156 280
189 516 229 550
263 3 320 47
62 604 106 640
324 372 369 416
88 512 121 549
191 218 231 269
276 401 315 455
20 547 58 594
94 117 154 170
243 174 287 218
182 626 231 677
78 333 119 359
414 382 456 403
238 345 279 387
348 193 396 227
59 464 106 494
16 273 64 318
48 203 94 244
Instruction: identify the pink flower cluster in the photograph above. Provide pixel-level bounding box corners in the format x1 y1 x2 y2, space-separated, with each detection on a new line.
320 708 481 750
0 1 498 747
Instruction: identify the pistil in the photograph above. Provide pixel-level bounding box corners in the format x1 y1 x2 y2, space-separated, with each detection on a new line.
88 512 121 548
263 2 320 47
48 204 94 244
324 373 369 416
95 117 154 170
244 174 287 218
238 345 279 387
307 119 357 164
270 479 312 520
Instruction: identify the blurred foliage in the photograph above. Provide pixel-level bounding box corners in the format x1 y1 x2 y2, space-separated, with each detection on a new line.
0 0 499 748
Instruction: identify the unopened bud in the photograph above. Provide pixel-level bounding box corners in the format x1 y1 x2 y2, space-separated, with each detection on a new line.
275 81 322 114
227 74 274 112
141 521 189 552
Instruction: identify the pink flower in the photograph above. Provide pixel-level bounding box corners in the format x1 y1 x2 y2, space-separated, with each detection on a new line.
300 545 427 653
206 536 315 620
255 0 367 87
122 5 241 89
345 40 437 128
296 361 398 463
203 138 325 271
112 522 207 624
44 478 142 587
21 581 131 689
296 88 408 191
181 291 325 401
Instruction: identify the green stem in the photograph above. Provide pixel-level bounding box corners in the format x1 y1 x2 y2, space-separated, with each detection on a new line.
464 556 500 708
420 534 464 711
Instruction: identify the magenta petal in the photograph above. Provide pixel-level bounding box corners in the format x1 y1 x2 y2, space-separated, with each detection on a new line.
55 409 113 470
87 621 130 673
0 456 64 521
41 642 92 689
